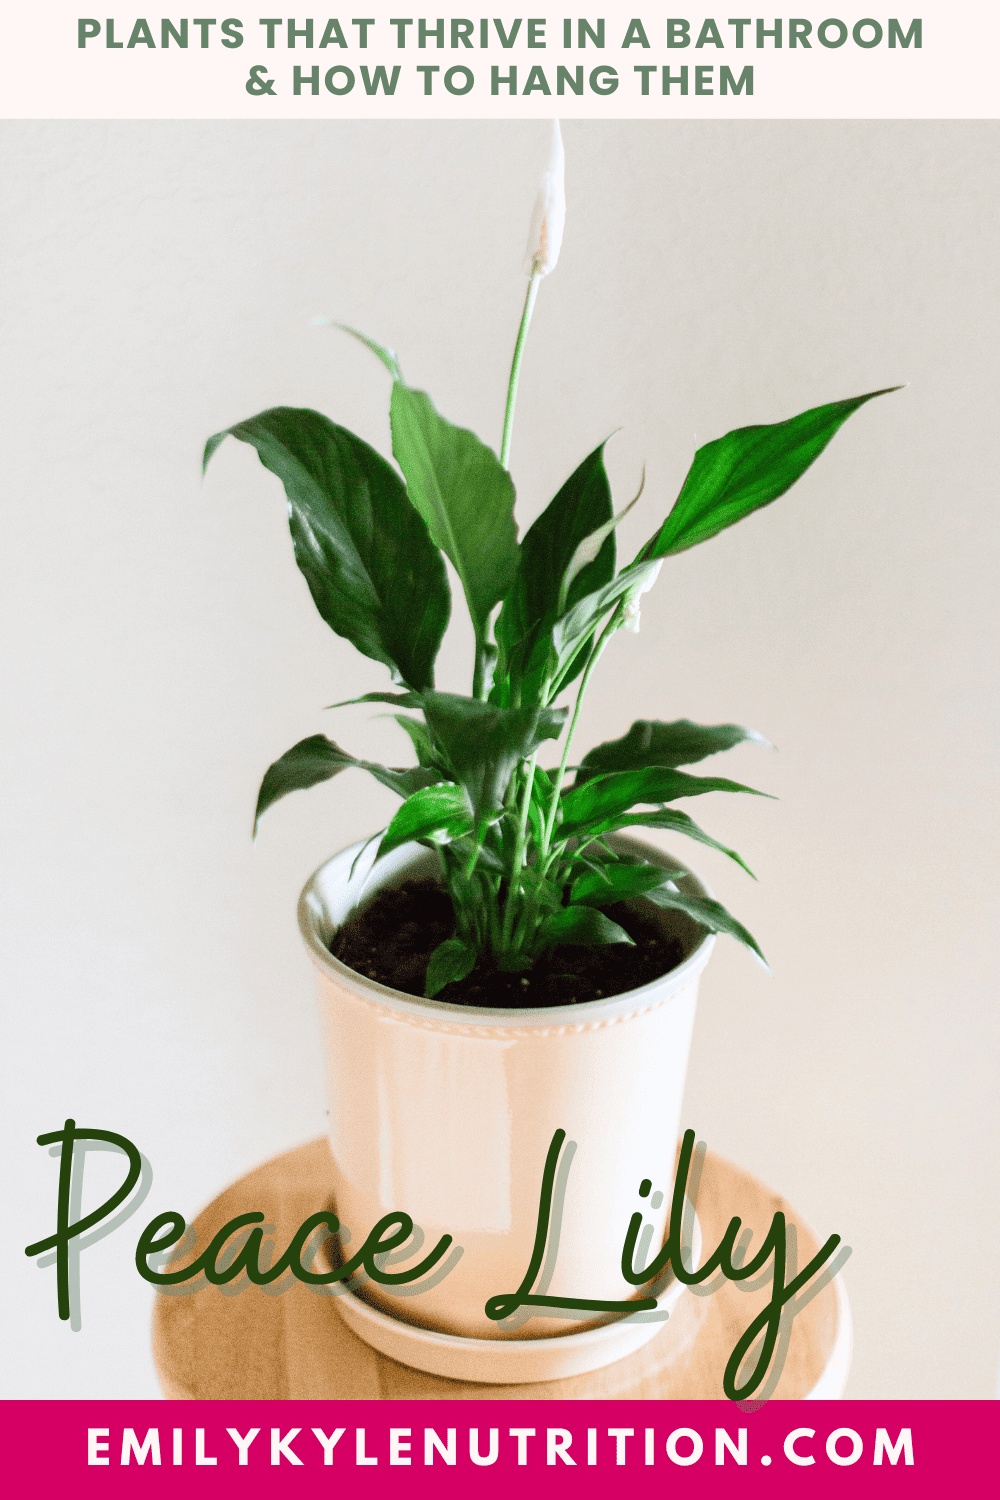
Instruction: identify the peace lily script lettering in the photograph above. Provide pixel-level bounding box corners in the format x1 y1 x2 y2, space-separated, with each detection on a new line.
25 1120 843 1400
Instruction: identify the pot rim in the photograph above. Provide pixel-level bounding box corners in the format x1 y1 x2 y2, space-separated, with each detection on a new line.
298 833 716 1031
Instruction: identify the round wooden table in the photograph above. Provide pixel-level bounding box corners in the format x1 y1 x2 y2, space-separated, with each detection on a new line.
153 1138 850 1401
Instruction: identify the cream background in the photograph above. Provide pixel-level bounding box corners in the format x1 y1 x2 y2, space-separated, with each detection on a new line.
2 120 998 1398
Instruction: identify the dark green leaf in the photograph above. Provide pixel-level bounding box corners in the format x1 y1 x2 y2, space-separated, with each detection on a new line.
493 443 615 708
448 835 504 874
557 470 646 614
425 937 477 997
578 719 768 782
559 766 768 839
378 782 473 858
645 883 768 968
254 734 437 833
205 408 450 691
570 862 675 907
539 906 634 948
422 692 567 824
579 807 756 877
390 386 518 641
328 691 424 709
392 715 436 766
641 388 900 559
565 851 614 883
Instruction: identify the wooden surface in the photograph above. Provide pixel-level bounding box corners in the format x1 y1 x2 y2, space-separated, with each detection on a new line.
153 1138 839 1401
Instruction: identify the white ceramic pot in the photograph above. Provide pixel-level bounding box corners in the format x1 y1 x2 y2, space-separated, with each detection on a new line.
298 834 714 1360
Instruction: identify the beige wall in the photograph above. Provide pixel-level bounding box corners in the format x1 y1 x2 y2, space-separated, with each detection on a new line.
3 120 998 1397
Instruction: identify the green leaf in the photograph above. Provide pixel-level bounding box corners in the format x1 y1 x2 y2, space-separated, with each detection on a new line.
422 692 567 824
425 937 477 997
478 642 499 698
378 783 473 858
495 950 535 973
539 906 635 948
493 443 615 708
205 407 450 691
570 862 675 907
328 691 424 709
337 324 404 382
641 388 900 559
448 834 504 874
350 828 385 880
577 719 768 782
254 734 437 833
392 715 437 766
559 766 768 839
549 560 661 678
557 467 646 615
390 385 518 641
526 765 556 849
645 883 768 968
581 807 756 878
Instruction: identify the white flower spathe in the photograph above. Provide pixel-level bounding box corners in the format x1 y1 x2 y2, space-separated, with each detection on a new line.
622 561 663 634
523 120 566 277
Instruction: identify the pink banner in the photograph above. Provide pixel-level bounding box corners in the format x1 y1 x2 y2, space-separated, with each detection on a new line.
3 1400 994 1496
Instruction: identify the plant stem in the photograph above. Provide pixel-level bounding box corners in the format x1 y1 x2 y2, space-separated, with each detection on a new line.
504 612 623 953
462 824 486 882
472 632 487 701
500 269 541 471
540 610 621 856
492 260 542 945
476 271 541 701
500 752 538 951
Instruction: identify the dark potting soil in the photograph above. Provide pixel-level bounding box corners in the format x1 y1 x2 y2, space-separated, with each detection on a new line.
330 878 685 1009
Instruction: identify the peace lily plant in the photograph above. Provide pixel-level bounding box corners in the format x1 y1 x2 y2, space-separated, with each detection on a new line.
206 123 894 1001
